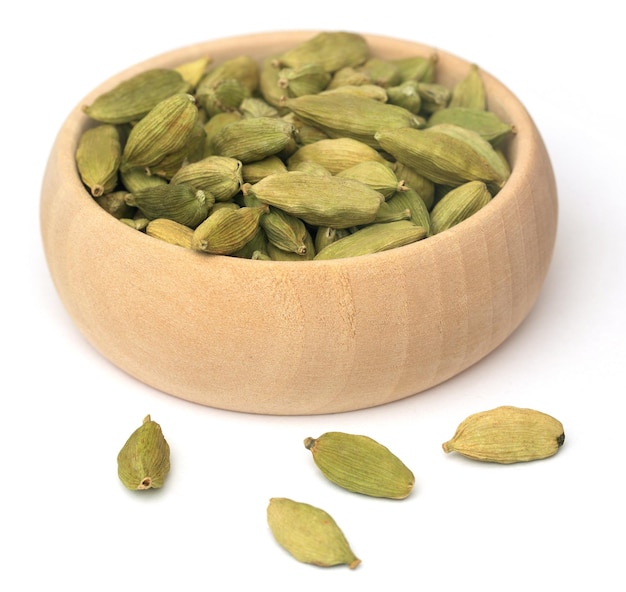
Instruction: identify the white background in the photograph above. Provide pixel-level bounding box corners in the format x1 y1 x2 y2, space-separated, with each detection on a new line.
3 2 625 590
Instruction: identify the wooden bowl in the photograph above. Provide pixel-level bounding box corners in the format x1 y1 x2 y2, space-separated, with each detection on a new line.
40 31 558 415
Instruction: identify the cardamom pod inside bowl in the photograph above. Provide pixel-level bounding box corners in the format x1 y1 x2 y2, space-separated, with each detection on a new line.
40 31 557 415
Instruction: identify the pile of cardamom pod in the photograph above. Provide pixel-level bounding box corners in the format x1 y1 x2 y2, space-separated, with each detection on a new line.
77 31 514 261
118 406 565 569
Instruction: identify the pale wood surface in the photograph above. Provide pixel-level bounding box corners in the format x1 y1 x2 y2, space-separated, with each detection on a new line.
39 32 558 414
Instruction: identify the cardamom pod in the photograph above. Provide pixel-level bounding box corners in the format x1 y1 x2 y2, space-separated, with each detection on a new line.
95 190 135 219
386 80 423 114
117 415 170 490
211 116 295 163
427 107 514 146
173 56 212 89
245 172 384 229
442 406 565 463
75 124 121 197
285 92 424 147
314 220 426 260
336 160 406 199
358 57 402 87
196 55 259 96
121 93 199 171
242 155 288 184
125 183 212 228
170 155 243 202
429 180 492 234
145 218 194 248
375 124 509 188
286 137 391 174
303 432 415 498
449 63 486 110
191 204 268 255
277 62 331 98
83 68 192 124
387 188 431 234
391 53 438 83
267 497 361 569
275 31 369 72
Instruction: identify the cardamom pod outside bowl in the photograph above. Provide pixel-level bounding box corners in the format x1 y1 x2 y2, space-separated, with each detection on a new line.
40 31 557 415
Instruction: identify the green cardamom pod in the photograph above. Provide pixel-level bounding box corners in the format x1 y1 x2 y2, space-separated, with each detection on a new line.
386 80 423 114
314 220 426 260
285 92 424 147
211 116 295 163
277 62 331 98
375 125 509 188
358 57 402 87
242 155 288 184
75 124 121 197
442 406 565 463
191 204 268 255
392 53 438 83
121 93 199 171
95 190 135 219
429 180 492 234
196 55 259 97
245 172 384 229
427 107 514 146
286 137 391 175
387 188 431 234
392 162 435 210
303 432 415 498
267 497 361 569
449 63 487 110
125 183 213 228
117 415 170 490
336 160 406 199
170 155 243 202
83 68 192 124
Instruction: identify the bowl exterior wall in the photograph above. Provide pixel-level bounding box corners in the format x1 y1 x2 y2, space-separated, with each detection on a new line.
40 32 558 414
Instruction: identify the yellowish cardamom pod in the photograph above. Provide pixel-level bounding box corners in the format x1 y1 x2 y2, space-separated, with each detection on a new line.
442 406 565 463
275 31 369 73
173 56 212 89
303 432 415 499
267 497 361 569
145 218 194 248
117 415 170 490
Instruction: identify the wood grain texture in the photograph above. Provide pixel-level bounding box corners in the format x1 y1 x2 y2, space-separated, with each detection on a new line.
39 32 558 415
